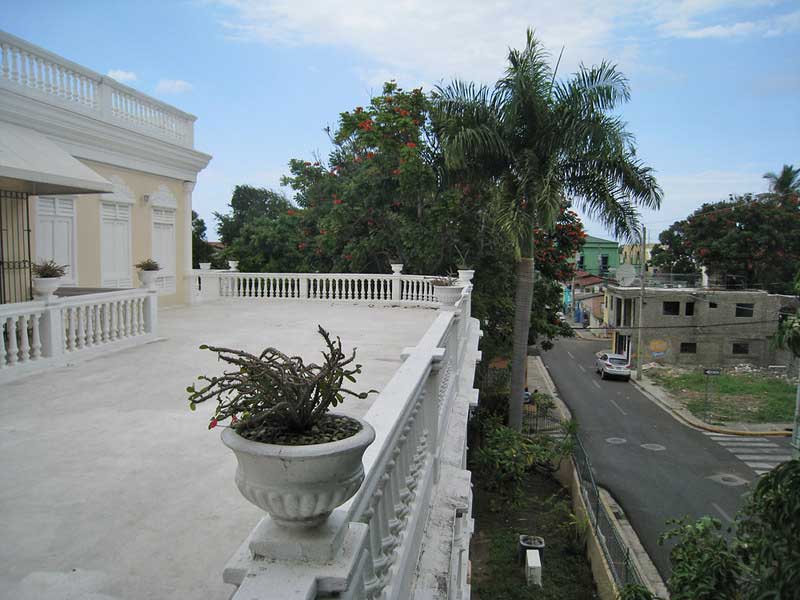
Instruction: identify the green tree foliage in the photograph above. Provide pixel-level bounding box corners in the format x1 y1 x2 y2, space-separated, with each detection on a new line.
650 194 800 293
191 211 215 268
433 30 661 430
649 220 698 274
660 459 800 599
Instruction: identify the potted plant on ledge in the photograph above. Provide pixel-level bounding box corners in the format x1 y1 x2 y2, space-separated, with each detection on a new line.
31 259 66 299
187 326 377 529
431 276 465 307
135 259 160 290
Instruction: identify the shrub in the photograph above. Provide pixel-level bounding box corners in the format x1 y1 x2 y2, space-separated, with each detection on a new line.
32 259 66 278
135 259 160 271
187 326 377 444
617 584 658 600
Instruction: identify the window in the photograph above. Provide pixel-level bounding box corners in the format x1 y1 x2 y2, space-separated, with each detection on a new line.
152 208 177 293
732 342 749 355
101 201 132 288
36 196 76 284
578 254 585 270
662 301 680 316
680 342 697 354
600 254 609 273
685 302 695 316
735 303 754 317
709 302 717 308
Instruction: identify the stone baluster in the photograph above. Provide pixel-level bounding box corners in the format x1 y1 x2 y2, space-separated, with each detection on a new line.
75 306 86 348
85 305 94 347
6 317 18 365
30 312 42 360
0 320 6 368
17 314 30 363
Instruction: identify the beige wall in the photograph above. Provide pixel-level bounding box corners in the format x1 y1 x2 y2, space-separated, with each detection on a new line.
30 161 190 307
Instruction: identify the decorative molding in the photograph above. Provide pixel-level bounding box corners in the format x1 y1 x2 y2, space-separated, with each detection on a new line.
0 88 211 183
102 175 135 205
149 184 177 209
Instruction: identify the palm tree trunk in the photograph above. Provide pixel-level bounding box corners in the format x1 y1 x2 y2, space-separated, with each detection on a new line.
508 234 535 431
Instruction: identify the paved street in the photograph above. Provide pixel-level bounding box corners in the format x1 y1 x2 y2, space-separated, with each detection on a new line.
540 336 792 578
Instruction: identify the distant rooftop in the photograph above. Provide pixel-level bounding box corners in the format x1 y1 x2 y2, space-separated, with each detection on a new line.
584 235 618 245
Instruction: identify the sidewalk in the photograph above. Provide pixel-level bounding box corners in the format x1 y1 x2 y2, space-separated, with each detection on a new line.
632 374 793 437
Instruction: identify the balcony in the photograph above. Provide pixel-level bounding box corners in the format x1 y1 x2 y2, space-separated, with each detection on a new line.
0 272 479 600
0 30 196 149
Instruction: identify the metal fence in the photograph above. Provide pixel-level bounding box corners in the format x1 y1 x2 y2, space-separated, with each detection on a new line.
521 402 563 436
573 435 646 589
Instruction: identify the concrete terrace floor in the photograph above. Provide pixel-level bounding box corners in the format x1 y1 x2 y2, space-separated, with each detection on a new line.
0 300 438 600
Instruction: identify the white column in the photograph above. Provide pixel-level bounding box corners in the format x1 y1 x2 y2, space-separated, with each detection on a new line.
182 181 196 305
144 290 158 336
39 298 64 360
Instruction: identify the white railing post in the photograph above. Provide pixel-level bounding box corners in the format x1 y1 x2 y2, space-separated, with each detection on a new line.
143 289 158 335
299 275 309 299
39 297 64 360
390 264 403 302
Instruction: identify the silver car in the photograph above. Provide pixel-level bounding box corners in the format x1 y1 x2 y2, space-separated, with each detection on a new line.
595 352 631 381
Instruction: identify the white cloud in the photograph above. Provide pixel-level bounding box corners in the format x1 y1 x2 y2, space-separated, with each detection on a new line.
155 79 194 94
212 1 799 86
106 69 138 83
661 9 800 39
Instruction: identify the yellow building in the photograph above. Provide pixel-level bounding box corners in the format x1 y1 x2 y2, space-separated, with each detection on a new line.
0 30 211 307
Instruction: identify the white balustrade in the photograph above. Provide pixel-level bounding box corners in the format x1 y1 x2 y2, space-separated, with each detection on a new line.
191 270 441 306
0 289 158 383
61 290 151 353
0 31 195 148
0 301 46 368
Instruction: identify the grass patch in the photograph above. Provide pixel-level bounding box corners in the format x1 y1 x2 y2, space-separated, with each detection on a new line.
470 468 596 600
648 369 796 423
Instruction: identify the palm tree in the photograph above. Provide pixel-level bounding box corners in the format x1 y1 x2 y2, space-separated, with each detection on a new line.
763 164 800 198
433 31 662 430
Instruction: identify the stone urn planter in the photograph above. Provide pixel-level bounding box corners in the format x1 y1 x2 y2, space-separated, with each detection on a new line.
221 416 376 529
390 262 404 275
433 283 466 307
32 277 60 299
457 269 475 283
228 260 239 271
138 270 158 289
199 262 212 270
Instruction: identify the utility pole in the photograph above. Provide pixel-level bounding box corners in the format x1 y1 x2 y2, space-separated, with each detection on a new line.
635 226 646 380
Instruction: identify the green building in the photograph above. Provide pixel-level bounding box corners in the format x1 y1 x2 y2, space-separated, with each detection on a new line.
577 235 619 276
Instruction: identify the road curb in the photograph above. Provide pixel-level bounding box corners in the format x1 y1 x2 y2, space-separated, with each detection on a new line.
630 377 791 438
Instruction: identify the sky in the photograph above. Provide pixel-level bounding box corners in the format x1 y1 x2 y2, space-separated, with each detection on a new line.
2 0 798 242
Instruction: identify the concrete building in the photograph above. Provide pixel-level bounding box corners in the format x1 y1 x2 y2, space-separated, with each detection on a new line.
577 235 619 277
604 284 798 367
0 30 211 307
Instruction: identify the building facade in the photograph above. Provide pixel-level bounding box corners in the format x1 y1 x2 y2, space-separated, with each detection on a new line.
577 235 619 277
604 284 798 367
0 30 211 306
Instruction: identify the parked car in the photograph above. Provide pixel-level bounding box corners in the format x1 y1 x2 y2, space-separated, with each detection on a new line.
595 352 631 381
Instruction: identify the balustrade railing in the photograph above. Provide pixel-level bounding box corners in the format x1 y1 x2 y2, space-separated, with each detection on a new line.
192 270 442 306
0 30 195 147
224 281 477 600
0 288 158 382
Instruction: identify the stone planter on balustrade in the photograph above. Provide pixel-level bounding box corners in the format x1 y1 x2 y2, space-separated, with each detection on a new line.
32 277 61 300
199 262 212 271
457 269 475 284
138 270 158 290
221 416 376 529
433 283 466 309
228 260 239 271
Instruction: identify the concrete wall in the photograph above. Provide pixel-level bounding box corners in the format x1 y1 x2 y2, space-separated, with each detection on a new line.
29 161 189 307
606 286 799 368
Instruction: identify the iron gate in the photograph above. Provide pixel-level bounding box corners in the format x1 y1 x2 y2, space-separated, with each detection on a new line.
0 190 33 304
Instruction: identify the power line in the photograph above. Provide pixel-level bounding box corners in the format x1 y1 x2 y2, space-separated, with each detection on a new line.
577 318 784 332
